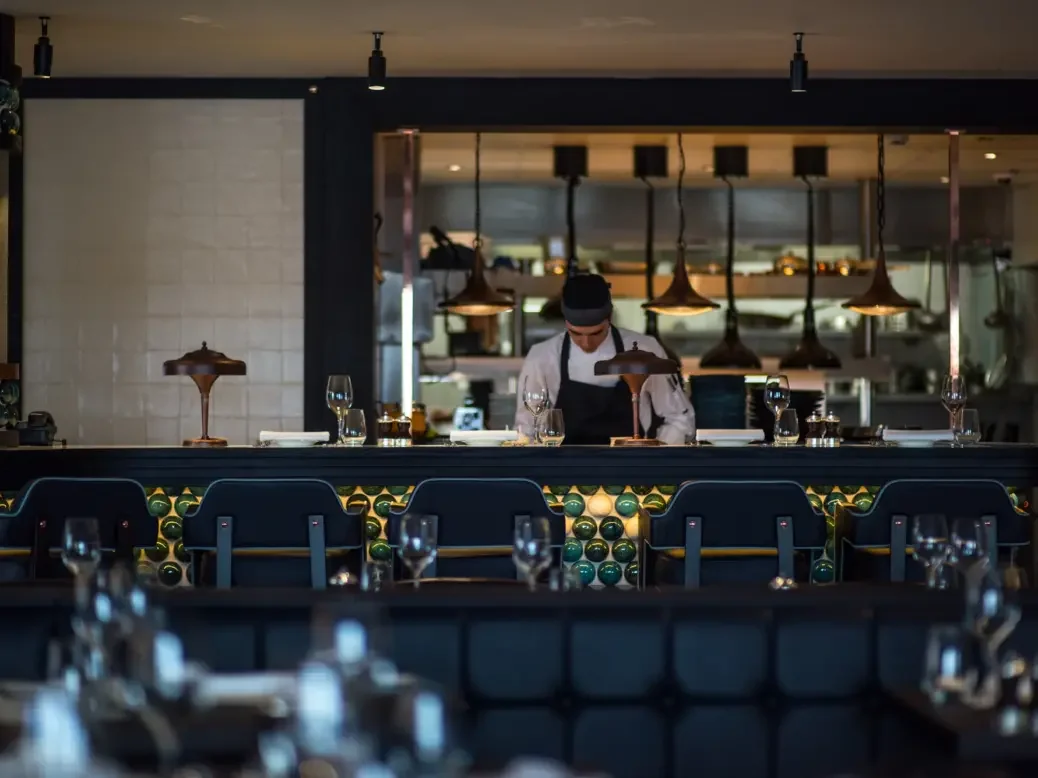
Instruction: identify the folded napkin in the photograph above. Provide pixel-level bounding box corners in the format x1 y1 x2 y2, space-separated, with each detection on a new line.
449 429 519 443
881 429 954 443
696 428 764 441
257 431 330 443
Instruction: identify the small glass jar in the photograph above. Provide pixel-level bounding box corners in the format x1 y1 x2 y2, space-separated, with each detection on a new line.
805 413 827 447
411 403 427 442
395 416 412 447
824 411 841 447
377 412 395 447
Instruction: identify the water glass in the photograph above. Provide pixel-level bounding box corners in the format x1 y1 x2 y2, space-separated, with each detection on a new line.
339 409 367 446
912 514 950 589
326 374 354 442
950 518 992 591
62 518 101 580
954 408 982 446
922 626 973 703
398 515 438 589
513 517 553 591
764 374 791 444
941 374 967 430
540 410 565 447
774 409 799 446
522 377 551 443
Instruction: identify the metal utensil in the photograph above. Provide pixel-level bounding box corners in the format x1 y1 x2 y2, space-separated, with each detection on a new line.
916 250 947 333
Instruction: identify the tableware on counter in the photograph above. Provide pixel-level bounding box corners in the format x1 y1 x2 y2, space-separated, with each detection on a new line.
881 429 954 447
338 409 367 446
763 374 790 445
513 517 553 592
257 431 330 448
540 410 565 447
449 429 519 447
326 374 354 443
912 514 950 589
522 377 551 444
954 408 982 446
695 428 764 447
941 373 967 430
399 514 438 589
774 409 800 446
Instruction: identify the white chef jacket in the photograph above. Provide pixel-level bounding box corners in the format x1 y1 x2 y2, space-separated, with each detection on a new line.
514 326 695 446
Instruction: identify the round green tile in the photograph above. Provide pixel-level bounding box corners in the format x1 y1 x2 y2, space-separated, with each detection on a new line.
548 485 571 497
368 539 393 561
147 492 172 519
345 494 370 512
577 485 600 496
611 538 637 564
159 517 183 542
161 487 178 498
573 560 596 586
360 485 385 497
807 493 824 513
641 493 666 515
597 561 623 586
584 538 609 563
823 492 846 517
811 557 836 585
630 485 652 496
387 485 410 496
615 493 639 518
867 486 880 496
603 485 626 496
0 499 9 514
188 486 206 498
623 561 639 586
571 517 597 541
839 486 860 496
851 492 874 512
364 517 383 541
563 493 585 517
336 486 356 497
396 493 410 506
173 540 190 564
815 485 834 495
562 538 584 563
599 517 624 542
656 484 676 495
173 495 196 518
373 493 395 517
158 562 183 587
143 540 169 563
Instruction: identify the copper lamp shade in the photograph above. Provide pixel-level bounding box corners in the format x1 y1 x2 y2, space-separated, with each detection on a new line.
163 342 246 448
595 343 679 446
441 244 514 316
643 246 719 316
841 259 920 316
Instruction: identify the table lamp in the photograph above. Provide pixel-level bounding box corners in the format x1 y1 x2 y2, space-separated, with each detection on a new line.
163 342 246 447
595 343 679 446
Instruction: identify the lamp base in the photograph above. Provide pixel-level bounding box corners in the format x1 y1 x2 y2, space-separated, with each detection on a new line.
183 436 228 448
611 437 663 447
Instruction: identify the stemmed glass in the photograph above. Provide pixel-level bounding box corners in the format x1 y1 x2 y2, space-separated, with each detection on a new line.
398 515 438 589
764 374 791 445
522 377 551 444
63 518 102 582
912 514 950 589
949 518 992 600
941 374 967 432
954 408 982 446
540 410 565 447
326 375 354 445
513 517 553 591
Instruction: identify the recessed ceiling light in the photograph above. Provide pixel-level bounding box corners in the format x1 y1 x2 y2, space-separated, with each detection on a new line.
940 176 950 184
448 164 462 172
985 152 998 160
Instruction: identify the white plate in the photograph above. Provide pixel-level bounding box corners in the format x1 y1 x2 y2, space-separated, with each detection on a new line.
891 440 939 448
704 439 756 447
266 439 321 448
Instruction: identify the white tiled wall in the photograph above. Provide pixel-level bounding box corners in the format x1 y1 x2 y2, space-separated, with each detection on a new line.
22 99 304 445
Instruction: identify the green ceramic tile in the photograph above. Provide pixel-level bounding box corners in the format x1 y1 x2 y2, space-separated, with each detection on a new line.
373 493 395 517
147 493 172 519
143 540 169 563
573 560 596 586
851 492 874 512
360 485 384 497
563 493 585 517
158 562 183 587
336 486 356 497
364 517 383 541
603 485 626 496
562 538 584 564
548 485 571 497
584 538 609 563
387 485 410 496
611 539 637 564
811 557 836 584
598 517 624 542
614 493 639 518
571 517 597 541
173 540 190 564
159 517 183 541
641 493 666 515
657 485 676 495
576 485 600 496
173 495 196 518
345 494 370 512
623 561 639 586
630 485 652 496
368 539 392 561
597 561 623 586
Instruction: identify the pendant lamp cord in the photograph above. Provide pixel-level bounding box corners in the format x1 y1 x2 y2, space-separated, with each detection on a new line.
876 133 886 267
641 175 657 335
473 132 482 248
566 174 579 277
676 133 686 251
803 175 815 316
722 175 736 311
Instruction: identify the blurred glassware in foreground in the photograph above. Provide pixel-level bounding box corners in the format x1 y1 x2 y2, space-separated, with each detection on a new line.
513 517 553 591
398 515 438 589
911 514 950 589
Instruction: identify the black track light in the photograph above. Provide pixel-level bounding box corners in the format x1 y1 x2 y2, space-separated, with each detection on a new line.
34 17 53 79
789 32 806 93
368 32 386 91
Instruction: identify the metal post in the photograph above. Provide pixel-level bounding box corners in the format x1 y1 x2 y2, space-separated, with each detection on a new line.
857 179 878 426
947 131 961 376
401 130 418 412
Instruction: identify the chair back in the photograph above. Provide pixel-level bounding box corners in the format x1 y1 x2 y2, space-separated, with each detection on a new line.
387 478 564 579
0 477 156 580
839 479 1029 582
641 480 826 588
183 478 363 589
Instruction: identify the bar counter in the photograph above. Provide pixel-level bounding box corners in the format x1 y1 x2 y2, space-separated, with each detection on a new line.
0 444 1033 589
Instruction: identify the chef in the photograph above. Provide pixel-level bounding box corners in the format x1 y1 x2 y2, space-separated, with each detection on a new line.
515 274 695 445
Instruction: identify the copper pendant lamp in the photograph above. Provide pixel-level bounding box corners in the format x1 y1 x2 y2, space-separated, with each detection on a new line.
842 134 920 316
642 134 718 317
441 132 514 316
699 146 761 370
780 146 842 370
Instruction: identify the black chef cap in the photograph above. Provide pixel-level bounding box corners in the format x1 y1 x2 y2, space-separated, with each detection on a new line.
561 274 612 327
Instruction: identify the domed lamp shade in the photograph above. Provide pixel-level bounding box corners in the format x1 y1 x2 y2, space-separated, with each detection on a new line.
163 342 246 447
595 343 679 446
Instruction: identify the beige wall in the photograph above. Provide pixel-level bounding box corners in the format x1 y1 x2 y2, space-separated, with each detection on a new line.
22 99 304 445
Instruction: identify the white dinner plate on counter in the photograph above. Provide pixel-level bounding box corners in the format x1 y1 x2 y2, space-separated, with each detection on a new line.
449 430 520 447
696 429 764 447
258 431 330 448
881 429 954 447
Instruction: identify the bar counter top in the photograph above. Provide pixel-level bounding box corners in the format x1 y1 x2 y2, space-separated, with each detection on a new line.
0 443 1036 489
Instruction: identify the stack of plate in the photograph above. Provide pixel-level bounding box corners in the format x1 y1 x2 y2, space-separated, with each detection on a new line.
748 389 824 443
689 375 747 431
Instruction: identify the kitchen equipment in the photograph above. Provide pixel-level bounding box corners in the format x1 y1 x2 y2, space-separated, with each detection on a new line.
594 342 679 446
916 251 948 333
16 410 57 447
841 425 885 444
162 342 247 447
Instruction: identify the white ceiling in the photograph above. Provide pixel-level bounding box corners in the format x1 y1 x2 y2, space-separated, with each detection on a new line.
2 0 1036 77
419 132 1038 184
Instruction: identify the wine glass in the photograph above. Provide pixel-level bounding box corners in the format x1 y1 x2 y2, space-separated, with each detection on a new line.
522 377 551 444
949 518 992 591
540 410 565 447
398 515 438 589
763 374 791 444
326 375 354 445
513 517 553 591
912 514 950 589
941 374 967 431
340 409 367 446
774 409 799 446
954 408 981 446
62 518 101 580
